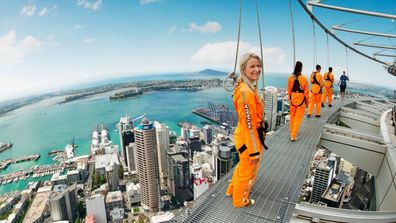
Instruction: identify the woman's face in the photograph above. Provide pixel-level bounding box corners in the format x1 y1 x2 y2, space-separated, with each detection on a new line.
244 58 261 82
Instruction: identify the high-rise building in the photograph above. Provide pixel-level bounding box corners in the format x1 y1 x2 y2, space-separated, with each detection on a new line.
49 184 78 222
172 154 192 204
216 146 232 180
311 160 333 204
181 127 188 140
126 143 137 173
118 115 134 162
203 125 213 144
154 121 170 183
86 194 107 223
264 86 278 131
187 137 202 159
193 178 209 200
134 118 160 212
167 146 184 195
190 126 200 138
106 161 120 191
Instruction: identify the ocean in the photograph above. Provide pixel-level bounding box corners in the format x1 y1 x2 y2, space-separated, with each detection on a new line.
0 72 300 193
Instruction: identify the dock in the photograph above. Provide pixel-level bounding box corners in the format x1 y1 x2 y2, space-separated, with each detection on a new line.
0 154 40 171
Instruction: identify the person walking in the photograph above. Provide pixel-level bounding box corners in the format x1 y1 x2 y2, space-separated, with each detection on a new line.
226 53 265 207
308 65 323 118
339 70 349 100
288 61 309 141
322 67 334 107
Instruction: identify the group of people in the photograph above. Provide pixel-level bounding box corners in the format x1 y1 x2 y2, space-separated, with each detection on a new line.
287 61 349 141
226 53 349 208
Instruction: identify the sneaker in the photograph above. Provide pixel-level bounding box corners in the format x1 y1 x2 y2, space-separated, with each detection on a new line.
307 115 311 118
315 115 321 118
244 199 255 207
226 193 232 197
328 104 332 107
291 137 297 142
321 103 325 107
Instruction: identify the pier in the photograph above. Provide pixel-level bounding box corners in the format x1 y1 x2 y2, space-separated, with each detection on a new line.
0 154 40 171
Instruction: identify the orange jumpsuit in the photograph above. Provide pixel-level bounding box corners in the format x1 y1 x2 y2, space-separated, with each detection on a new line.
226 82 263 207
322 72 334 105
308 71 323 116
288 74 309 139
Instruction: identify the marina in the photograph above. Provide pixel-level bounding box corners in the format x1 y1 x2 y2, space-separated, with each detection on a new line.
0 163 70 185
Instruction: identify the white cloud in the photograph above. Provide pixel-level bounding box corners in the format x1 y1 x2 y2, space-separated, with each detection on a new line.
187 21 222 33
77 0 102 11
0 30 42 67
140 0 161 5
168 25 177 35
20 5 36 16
74 24 84 30
191 41 287 68
83 38 96 43
38 7 47 16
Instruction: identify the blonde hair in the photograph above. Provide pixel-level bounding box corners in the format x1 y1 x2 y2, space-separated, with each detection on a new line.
236 53 263 103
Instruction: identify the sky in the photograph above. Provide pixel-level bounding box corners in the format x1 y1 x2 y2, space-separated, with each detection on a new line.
0 0 395 102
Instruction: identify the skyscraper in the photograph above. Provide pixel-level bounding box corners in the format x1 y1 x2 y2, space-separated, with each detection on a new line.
106 161 120 191
118 115 134 164
187 137 201 160
154 121 170 184
135 118 160 212
311 160 333 204
181 127 188 140
49 184 78 222
216 146 232 180
203 125 213 144
264 86 278 131
172 154 192 204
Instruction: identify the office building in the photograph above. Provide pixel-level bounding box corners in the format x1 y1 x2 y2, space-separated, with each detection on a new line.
203 125 213 144
181 127 188 140
172 154 192 204
187 137 201 159
106 161 120 191
311 160 334 204
216 145 232 180
49 184 78 222
193 178 209 200
105 191 123 212
117 115 134 159
86 194 107 223
264 86 278 131
154 121 170 183
135 118 160 212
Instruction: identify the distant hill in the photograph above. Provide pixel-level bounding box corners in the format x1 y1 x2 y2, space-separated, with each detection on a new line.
198 69 228 76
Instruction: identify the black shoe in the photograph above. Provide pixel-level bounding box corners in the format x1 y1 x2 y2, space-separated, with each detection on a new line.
315 115 321 118
321 103 325 107
307 115 311 118
328 104 332 107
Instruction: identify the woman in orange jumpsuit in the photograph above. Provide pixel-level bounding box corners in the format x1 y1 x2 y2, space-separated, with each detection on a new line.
308 64 323 118
226 53 264 207
288 61 309 141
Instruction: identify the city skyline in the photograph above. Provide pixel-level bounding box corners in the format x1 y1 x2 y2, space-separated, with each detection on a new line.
0 0 395 102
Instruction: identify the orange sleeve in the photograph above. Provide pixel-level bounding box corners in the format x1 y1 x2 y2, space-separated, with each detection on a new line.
235 90 262 160
287 76 293 101
302 76 309 99
331 73 334 83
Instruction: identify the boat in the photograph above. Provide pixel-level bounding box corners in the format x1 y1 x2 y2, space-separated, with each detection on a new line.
0 142 13 153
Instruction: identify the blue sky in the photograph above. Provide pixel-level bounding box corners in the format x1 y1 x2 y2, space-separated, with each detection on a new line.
0 0 395 102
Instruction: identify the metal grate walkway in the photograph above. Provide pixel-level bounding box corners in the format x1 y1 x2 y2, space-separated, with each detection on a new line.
172 98 359 223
